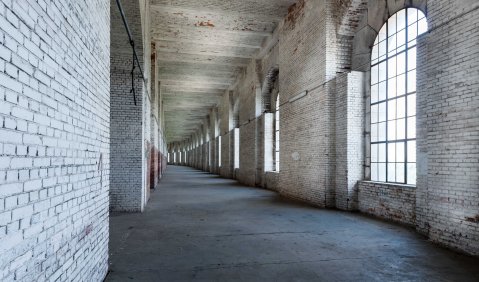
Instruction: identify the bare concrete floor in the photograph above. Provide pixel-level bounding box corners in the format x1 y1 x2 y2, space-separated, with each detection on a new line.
107 166 479 282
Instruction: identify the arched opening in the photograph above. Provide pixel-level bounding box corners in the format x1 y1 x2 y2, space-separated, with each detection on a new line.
369 8 427 185
262 68 279 113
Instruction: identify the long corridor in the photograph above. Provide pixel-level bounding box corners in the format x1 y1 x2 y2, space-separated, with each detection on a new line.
107 166 479 281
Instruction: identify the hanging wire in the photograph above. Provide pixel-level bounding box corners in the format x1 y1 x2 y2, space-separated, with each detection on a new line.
115 0 147 106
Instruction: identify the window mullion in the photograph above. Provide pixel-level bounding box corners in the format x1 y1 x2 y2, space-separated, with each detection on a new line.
385 21 390 182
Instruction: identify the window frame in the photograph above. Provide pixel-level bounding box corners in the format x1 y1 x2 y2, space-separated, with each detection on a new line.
369 8 427 185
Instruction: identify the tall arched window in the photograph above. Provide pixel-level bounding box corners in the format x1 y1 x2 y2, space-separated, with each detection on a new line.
370 8 427 185
275 94 280 171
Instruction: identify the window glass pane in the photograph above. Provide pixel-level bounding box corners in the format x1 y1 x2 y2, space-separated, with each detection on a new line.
372 44 378 61
388 99 397 121
388 56 397 78
396 163 405 183
408 47 417 70
397 96 406 118
407 141 416 163
388 120 396 140
388 34 397 55
407 163 416 185
408 38 417 48
378 143 386 162
371 163 378 181
408 21 418 41
397 118 406 140
371 123 378 142
387 77 396 98
407 117 416 138
397 74 406 96
379 40 387 60
379 61 387 82
418 10 426 20
371 84 379 103
396 142 405 162
379 24 387 42
378 163 387 182
388 163 396 182
408 8 418 25
397 52 406 74
397 29 406 48
371 104 378 123
378 122 387 141
388 14 397 35
388 143 396 162
378 81 387 101
407 70 416 93
397 9 406 31
371 144 378 162
378 102 387 122
371 65 378 85
418 18 428 35
407 94 416 116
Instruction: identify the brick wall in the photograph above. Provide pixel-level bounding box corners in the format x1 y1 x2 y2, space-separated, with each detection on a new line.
416 1 479 255
0 0 109 280
359 181 416 226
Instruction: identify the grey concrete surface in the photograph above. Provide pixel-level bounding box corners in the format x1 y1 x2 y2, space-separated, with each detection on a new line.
107 166 479 282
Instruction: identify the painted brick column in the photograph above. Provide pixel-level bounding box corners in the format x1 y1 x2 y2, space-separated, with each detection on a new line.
110 0 145 212
335 71 365 210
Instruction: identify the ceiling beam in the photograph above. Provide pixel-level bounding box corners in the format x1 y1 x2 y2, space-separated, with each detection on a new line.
157 52 250 67
153 37 262 50
156 40 259 59
150 4 285 23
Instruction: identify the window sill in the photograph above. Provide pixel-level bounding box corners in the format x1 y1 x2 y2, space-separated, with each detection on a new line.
361 180 416 189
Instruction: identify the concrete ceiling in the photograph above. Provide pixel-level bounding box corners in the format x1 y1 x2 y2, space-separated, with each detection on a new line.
151 0 296 143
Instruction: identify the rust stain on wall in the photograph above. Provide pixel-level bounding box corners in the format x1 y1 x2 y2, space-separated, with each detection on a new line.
465 215 479 223
195 20 215 27
285 0 305 29
151 42 156 61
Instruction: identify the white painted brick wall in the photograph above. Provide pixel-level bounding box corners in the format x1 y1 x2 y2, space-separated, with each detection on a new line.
416 1 479 255
0 0 109 280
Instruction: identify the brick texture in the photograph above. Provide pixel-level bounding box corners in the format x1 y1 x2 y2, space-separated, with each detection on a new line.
359 181 416 226
416 1 479 255
0 0 109 280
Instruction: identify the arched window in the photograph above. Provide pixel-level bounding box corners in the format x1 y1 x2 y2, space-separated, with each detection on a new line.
275 94 280 171
370 8 427 185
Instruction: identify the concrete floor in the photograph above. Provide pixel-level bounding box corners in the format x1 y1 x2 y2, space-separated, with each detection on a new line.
107 166 479 282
